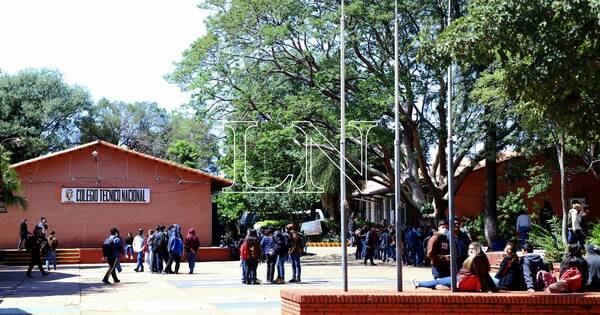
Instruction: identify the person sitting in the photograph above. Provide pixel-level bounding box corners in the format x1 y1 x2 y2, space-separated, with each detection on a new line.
414 242 497 292
520 243 549 292
494 241 524 290
586 244 600 291
558 244 588 292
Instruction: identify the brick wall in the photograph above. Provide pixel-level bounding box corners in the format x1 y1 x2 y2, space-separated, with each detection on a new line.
281 289 600 315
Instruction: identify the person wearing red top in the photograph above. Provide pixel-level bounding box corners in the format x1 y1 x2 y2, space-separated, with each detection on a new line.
184 228 200 274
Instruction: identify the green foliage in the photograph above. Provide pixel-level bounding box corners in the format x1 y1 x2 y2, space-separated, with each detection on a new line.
168 140 202 168
214 193 248 224
497 188 528 241
526 164 553 199
0 149 27 210
0 69 93 162
255 219 291 229
463 214 485 243
529 216 566 263
320 219 339 234
585 221 600 247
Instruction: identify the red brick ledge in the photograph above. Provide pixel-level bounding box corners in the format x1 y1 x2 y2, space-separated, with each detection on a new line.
281 289 600 306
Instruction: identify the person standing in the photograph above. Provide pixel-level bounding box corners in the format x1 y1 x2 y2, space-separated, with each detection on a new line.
568 202 584 246
133 229 145 272
516 210 532 248
240 229 261 285
427 220 451 279
273 228 290 284
379 228 391 263
102 227 122 284
37 217 47 236
165 224 183 274
363 226 378 266
151 225 165 273
260 228 277 283
25 226 49 278
45 231 58 271
288 228 304 283
18 219 29 250
146 229 155 272
184 228 200 274
124 232 134 260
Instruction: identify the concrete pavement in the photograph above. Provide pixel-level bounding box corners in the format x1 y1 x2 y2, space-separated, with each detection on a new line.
0 247 434 314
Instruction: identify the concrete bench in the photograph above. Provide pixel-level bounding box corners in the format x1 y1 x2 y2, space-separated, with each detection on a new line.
281 289 600 314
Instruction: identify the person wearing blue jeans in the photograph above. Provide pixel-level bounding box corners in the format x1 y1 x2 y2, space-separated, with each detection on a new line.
133 229 145 272
288 229 303 283
414 276 452 289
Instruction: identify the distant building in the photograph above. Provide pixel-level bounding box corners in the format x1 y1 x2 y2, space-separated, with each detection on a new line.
0 140 232 248
351 152 599 224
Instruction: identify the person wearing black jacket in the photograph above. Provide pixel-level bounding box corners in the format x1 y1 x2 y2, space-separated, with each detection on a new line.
586 244 600 291
26 226 49 278
494 241 524 290
560 244 588 292
520 243 549 292
18 219 29 250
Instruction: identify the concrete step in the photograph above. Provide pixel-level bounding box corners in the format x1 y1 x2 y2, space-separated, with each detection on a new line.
0 248 81 265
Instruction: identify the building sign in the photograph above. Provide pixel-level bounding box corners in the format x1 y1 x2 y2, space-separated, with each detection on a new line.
61 188 150 203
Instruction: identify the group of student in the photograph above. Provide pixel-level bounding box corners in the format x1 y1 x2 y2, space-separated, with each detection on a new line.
101 224 200 284
414 219 600 293
19 217 59 278
238 224 304 285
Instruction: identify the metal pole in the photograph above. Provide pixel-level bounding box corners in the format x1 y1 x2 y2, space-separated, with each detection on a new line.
339 0 348 293
393 0 403 292
446 0 458 293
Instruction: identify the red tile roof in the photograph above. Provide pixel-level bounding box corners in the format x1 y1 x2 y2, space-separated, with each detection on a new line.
11 140 233 188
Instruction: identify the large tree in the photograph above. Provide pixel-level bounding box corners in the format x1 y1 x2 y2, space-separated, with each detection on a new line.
0 69 92 162
169 0 518 220
442 0 600 242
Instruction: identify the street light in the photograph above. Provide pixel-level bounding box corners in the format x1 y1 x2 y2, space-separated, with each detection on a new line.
0 137 22 213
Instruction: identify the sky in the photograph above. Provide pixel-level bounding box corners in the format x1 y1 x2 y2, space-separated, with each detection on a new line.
0 0 211 111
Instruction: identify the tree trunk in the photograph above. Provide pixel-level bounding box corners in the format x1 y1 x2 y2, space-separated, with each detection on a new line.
483 116 498 247
557 136 568 244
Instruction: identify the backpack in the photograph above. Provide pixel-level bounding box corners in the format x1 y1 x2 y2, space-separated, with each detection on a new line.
535 270 557 291
457 274 481 292
560 267 583 292
102 237 115 258
170 236 183 254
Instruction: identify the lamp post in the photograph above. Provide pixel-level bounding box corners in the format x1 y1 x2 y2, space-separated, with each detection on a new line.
0 137 22 213
339 0 348 292
446 0 458 292
393 0 403 292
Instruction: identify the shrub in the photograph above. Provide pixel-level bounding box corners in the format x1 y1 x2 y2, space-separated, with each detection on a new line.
256 219 291 230
528 216 566 263
586 221 600 247
463 213 485 243
497 188 528 241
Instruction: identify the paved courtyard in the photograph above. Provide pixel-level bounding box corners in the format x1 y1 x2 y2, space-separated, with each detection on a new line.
0 248 433 315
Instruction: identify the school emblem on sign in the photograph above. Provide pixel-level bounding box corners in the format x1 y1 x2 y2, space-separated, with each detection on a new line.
65 189 74 202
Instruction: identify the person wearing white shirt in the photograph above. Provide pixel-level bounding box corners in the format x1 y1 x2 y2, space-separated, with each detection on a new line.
133 229 145 272
568 203 584 246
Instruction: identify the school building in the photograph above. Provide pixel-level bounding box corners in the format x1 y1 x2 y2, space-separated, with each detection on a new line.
0 140 232 249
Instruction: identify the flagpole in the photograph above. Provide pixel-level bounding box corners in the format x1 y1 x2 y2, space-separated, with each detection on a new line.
339 0 348 293
393 0 403 292
447 0 458 293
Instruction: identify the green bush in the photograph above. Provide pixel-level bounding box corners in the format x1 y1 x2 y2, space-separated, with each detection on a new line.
497 188 528 241
528 216 566 263
320 219 339 234
463 214 485 243
256 219 291 229
586 221 600 247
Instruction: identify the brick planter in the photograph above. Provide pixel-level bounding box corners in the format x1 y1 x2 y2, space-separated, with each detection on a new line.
281 289 600 315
